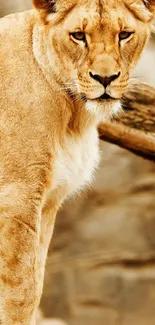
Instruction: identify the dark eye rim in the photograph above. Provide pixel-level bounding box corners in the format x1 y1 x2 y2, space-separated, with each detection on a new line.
70 32 86 42
119 31 134 41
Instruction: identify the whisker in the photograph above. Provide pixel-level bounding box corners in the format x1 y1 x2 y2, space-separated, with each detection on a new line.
53 79 87 105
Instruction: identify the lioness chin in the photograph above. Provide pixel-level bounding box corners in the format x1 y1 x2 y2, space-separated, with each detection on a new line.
0 0 154 324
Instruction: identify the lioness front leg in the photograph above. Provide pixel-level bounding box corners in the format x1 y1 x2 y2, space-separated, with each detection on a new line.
0 188 43 325
38 188 67 302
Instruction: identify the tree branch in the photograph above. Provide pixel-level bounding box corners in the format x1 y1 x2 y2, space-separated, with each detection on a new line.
99 81 155 161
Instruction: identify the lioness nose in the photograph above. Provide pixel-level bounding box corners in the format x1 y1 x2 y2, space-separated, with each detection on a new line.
89 71 120 88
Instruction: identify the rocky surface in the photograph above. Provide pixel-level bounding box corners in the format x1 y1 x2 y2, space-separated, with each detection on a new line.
41 143 155 325
133 38 155 86
37 310 68 325
0 0 32 16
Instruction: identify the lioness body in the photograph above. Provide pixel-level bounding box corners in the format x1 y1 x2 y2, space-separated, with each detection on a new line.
0 10 98 195
0 10 99 325
0 1 154 324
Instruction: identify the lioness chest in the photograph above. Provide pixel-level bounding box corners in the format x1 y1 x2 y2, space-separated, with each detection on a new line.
52 127 100 194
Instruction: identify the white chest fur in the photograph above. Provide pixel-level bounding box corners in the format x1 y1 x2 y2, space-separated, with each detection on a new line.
52 127 100 194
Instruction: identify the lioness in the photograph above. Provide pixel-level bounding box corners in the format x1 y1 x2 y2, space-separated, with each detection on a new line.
0 0 154 324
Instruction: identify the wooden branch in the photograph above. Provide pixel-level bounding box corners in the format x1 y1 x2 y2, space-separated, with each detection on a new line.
99 81 155 161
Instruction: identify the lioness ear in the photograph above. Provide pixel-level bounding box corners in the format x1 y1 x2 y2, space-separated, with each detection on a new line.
144 0 155 14
33 0 56 13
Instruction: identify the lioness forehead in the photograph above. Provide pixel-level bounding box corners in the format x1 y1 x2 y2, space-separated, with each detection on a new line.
80 0 132 30
58 0 138 34
53 0 150 32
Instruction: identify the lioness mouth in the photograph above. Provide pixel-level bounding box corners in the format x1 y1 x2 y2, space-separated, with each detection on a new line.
99 93 113 100
81 93 115 102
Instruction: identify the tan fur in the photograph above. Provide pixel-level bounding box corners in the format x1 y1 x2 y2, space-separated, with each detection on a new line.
0 0 154 324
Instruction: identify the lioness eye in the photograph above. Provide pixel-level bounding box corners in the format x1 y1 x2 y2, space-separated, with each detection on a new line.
119 31 133 41
70 32 86 42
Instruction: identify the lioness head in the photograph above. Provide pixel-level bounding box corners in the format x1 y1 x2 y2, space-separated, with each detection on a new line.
33 0 155 118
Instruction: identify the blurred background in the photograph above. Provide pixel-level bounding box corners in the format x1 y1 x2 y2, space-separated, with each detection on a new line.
0 1 155 325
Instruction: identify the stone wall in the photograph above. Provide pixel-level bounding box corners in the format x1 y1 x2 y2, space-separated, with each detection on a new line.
0 2 155 324
41 143 155 325
0 0 32 16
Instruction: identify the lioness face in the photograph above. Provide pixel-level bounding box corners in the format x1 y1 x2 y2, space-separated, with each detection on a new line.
35 0 155 117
